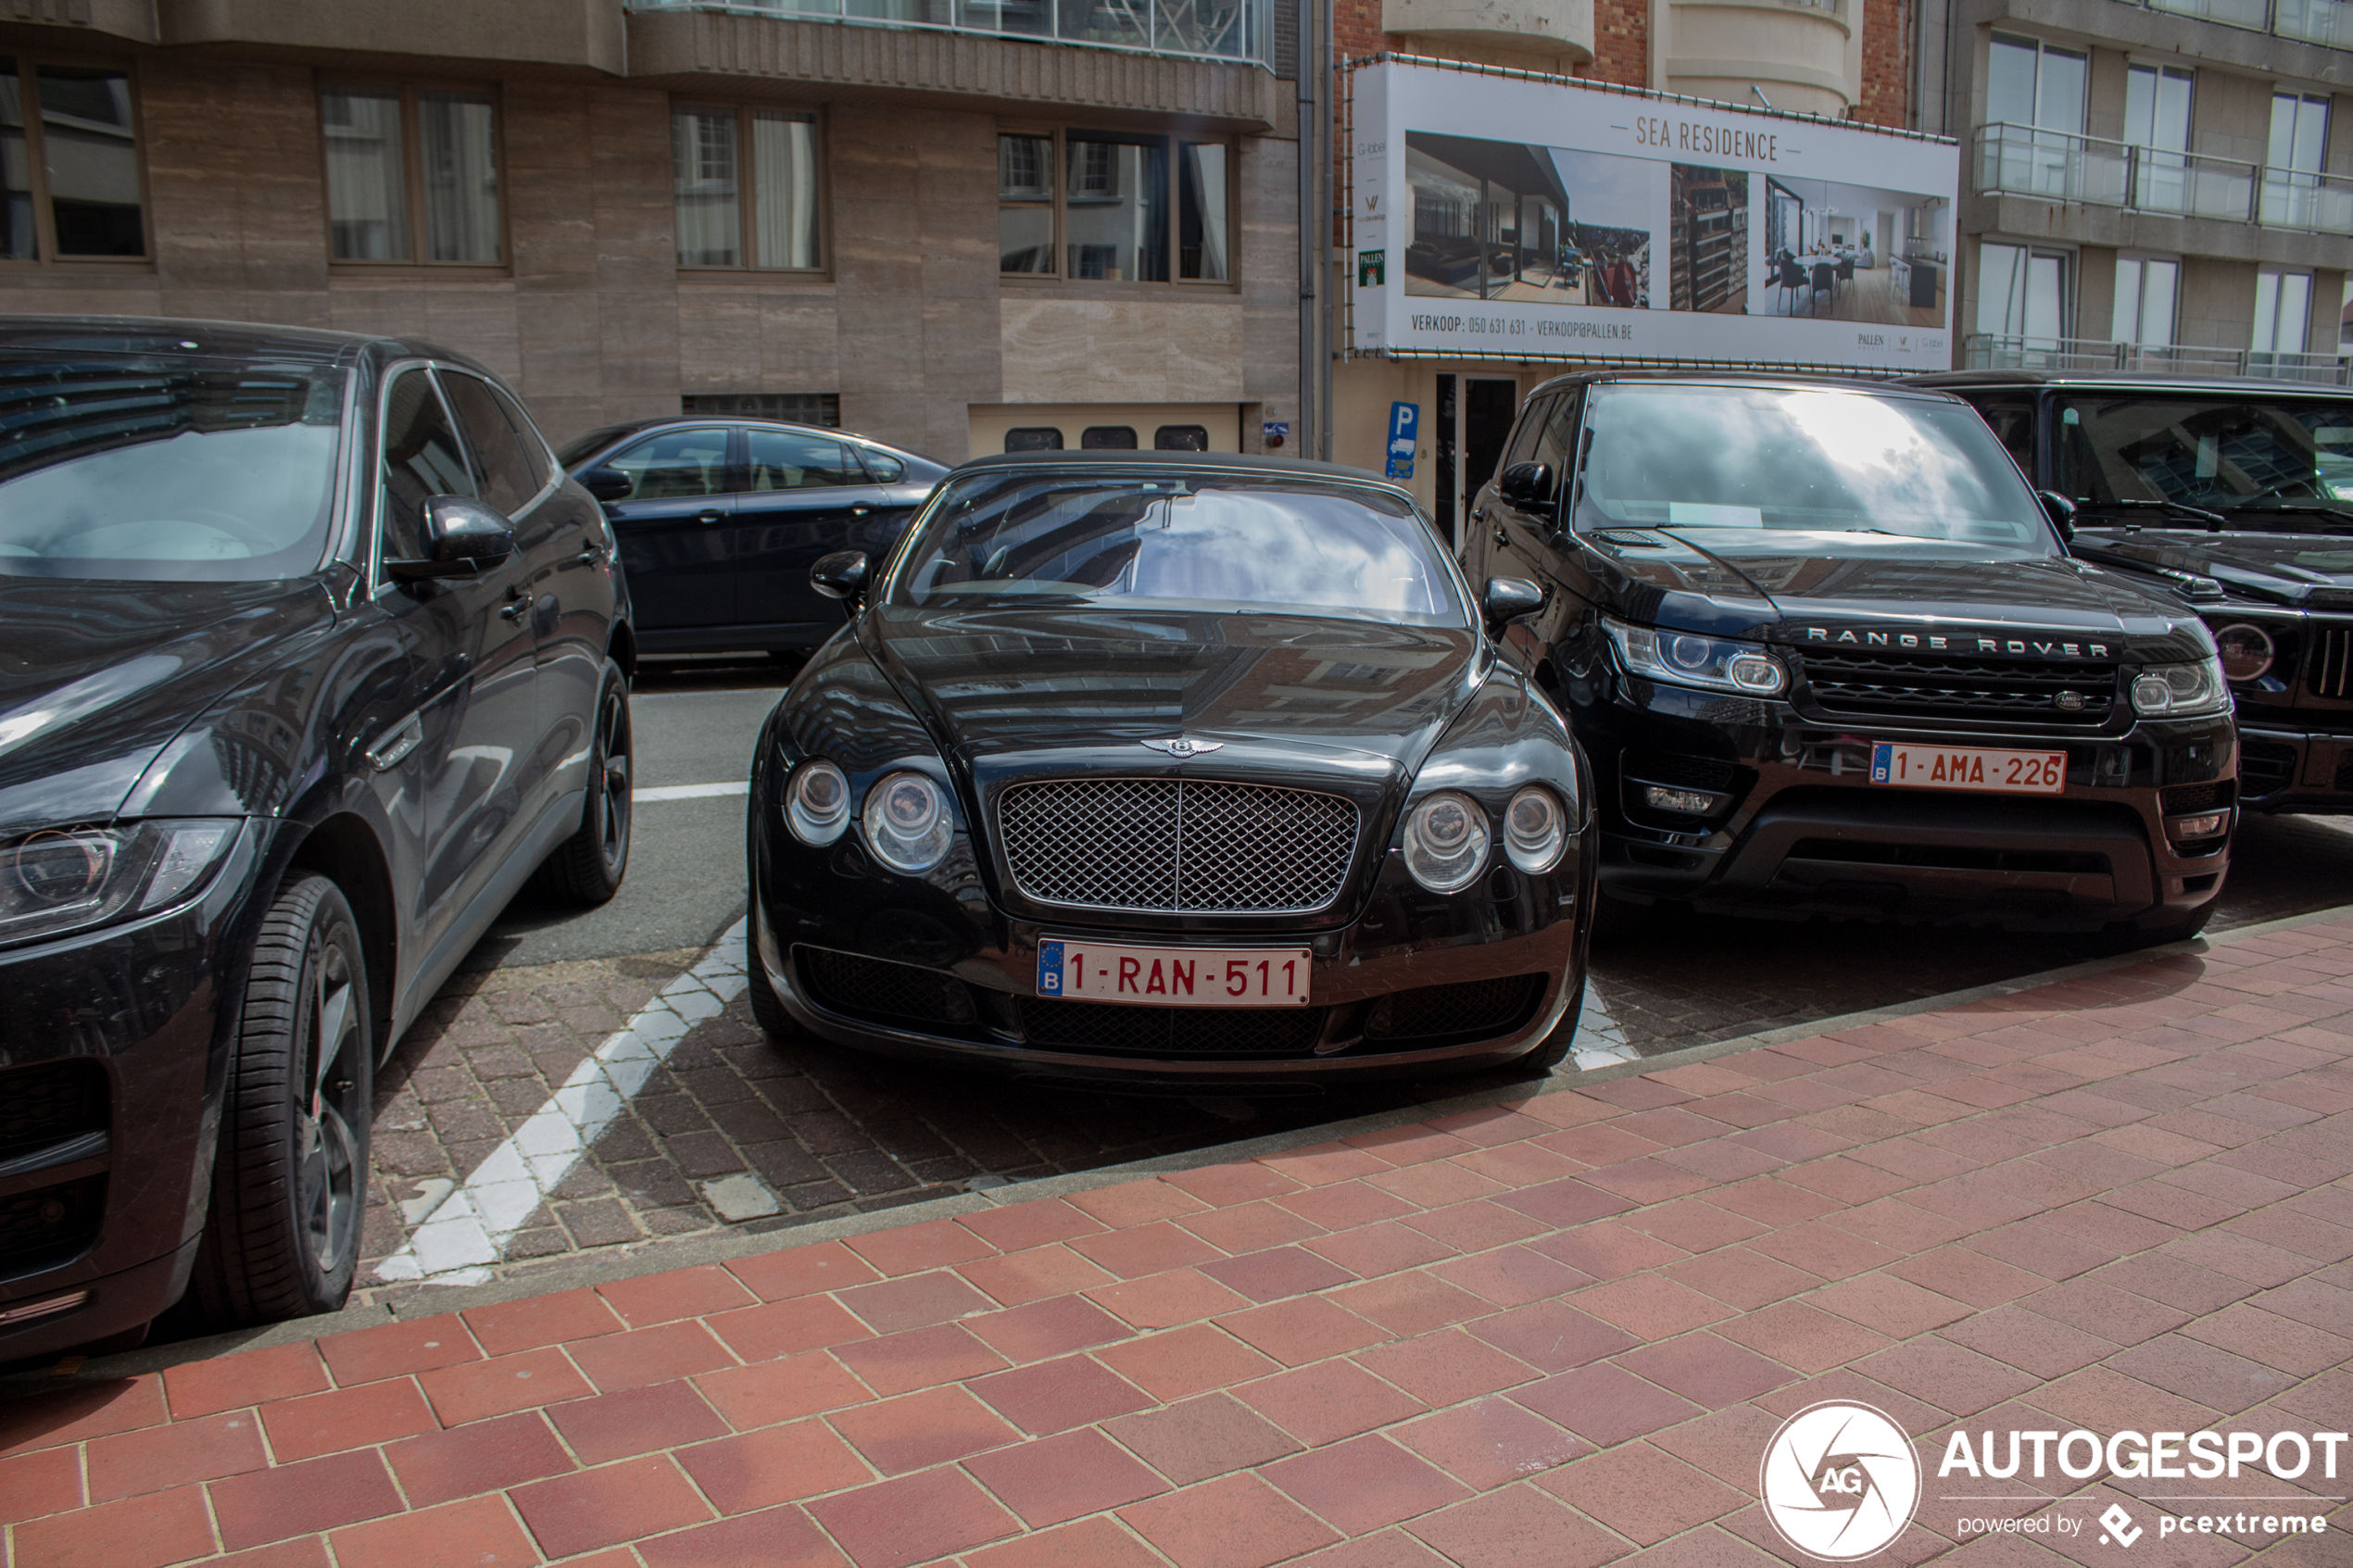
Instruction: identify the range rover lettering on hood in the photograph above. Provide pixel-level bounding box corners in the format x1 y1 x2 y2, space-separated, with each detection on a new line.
1799 627 2113 659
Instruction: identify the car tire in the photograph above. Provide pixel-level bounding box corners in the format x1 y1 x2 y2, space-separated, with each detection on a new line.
182 875 372 1329
538 658 633 905
1513 978 1587 1077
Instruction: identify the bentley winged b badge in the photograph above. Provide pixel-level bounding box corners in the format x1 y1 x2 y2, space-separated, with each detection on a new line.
1139 737 1225 759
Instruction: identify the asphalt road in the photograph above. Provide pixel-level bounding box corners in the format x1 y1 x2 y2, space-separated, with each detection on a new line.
460 658 790 970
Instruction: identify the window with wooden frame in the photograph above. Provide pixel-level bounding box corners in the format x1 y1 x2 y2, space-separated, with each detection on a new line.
321 83 502 266
0 56 147 262
998 128 1233 285
673 105 822 271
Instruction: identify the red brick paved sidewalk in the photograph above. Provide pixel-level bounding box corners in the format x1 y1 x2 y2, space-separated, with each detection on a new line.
6 918 2352 1568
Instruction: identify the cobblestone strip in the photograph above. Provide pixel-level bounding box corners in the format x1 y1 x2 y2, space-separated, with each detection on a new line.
376 926 749 1284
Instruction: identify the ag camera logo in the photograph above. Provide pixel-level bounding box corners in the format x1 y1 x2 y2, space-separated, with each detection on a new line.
1762 1402 1921 1560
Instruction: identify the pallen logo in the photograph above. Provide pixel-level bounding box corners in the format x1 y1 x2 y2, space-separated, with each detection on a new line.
1761 1402 1922 1561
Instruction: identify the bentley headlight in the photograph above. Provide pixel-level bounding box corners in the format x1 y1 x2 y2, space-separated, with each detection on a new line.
862 770 953 872
1504 785 1567 874
2210 623 2275 684
2131 657 2230 718
0 819 238 949
1403 790 1489 893
785 759 851 846
1604 617 1786 696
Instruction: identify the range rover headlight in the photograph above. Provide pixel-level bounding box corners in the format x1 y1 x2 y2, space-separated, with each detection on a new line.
0 819 239 950
2210 623 2275 684
862 770 953 872
2130 656 2230 718
785 759 852 846
1604 617 1787 696
1503 785 1568 874
1402 790 1489 893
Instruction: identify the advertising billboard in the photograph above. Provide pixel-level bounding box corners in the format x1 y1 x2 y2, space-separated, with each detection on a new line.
1349 61 1960 373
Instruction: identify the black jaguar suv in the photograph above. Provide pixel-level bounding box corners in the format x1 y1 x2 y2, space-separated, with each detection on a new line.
0 317 634 1360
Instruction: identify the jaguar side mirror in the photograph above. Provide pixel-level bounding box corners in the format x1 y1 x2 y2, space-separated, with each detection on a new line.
579 468 634 503
1482 575 1543 631
1497 462 1555 510
385 496 518 582
811 550 871 604
2037 490 2077 545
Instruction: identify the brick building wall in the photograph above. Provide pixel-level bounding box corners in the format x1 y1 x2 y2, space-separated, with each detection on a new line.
1855 0 1909 126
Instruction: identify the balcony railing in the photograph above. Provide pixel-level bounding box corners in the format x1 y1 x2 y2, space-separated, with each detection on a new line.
626 0 1271 62
1964 333 2353 383
1974 123 2353 234
2120 0 2353 45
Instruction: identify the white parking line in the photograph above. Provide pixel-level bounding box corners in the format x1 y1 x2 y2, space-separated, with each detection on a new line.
635 782 750 801
375 922 749 1286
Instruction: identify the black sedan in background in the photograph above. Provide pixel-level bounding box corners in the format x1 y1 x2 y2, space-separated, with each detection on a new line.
746 453 1596 1083
0 317 634 1360
1912 370 2353 815
559 418 949 655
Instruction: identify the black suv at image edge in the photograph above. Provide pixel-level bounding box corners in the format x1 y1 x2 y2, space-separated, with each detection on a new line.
1911 370 2353 817
1460 373 2236 942
0 318 635 1361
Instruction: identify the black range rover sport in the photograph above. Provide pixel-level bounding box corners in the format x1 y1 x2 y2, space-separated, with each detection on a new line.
1459 373 2235 943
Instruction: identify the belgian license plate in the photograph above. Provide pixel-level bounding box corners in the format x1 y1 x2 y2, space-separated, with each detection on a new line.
1036 939 1312 1007
1870 742 2067 795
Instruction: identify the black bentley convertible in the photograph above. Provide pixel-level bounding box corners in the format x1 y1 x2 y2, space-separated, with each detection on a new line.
744 453 1595 1082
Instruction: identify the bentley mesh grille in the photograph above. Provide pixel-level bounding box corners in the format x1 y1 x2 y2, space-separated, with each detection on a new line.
1364 975 1545 1042
1797 650 2118 727
998 778 1358 914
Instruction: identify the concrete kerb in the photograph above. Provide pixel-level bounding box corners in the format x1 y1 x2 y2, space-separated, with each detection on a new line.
19 900 2347 1394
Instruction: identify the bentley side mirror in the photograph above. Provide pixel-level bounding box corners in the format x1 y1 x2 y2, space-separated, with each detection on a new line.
811 549 871 604
579 468 634 504
2038 490 2078 545
1497 462 1555 510
385 496 518 583
1482 575 1543 631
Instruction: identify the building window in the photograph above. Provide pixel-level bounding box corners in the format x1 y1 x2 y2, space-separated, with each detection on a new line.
2253 270 2313 368
0 58 145 261
1080 425 1138 448
2260 94 2331 229
1978 240 2070 353
2111 257 2178 347
322 85 500 264
1004 427 1063 451
1155 424 1209 450
1983 35 2087 201
998 129 1232 283
672 106 821 270
2123 65 2193 214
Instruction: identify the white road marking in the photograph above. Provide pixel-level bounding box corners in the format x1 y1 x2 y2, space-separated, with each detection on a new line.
1570 982 1639 1071
374 922 749 1286
635 782 750 801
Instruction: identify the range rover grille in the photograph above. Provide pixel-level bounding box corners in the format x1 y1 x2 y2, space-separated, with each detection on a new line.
1797 650 2119 727
998 778 1358 914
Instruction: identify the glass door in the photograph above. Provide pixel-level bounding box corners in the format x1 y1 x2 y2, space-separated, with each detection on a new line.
2252 270 2313 372
1987 35 2088 199
1978 241 2070 364
2125 65 2193 214
2262 94 2330 228
2112 257 2178 349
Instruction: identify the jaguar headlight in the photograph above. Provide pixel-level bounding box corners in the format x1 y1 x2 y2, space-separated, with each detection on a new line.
862 770 953 872
1503 785 1568 874
1402 790 1489 893
785 759 851 846
1604 617 1786 696
0 819 238 949
2130 657 2230 718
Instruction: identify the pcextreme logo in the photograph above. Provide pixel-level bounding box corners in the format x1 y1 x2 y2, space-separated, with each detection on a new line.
1760 1402 1922 1561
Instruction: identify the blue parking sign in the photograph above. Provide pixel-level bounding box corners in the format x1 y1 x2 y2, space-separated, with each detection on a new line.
1386 402 1418 481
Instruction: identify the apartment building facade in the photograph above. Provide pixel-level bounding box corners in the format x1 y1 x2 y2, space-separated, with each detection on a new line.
0 0 1302 459
1325 0 1921 518
1918 0 2353 377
